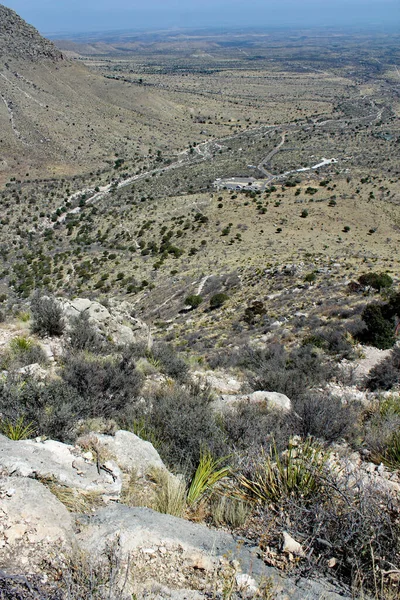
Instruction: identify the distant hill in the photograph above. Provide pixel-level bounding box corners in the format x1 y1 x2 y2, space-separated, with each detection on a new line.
0 4 63 63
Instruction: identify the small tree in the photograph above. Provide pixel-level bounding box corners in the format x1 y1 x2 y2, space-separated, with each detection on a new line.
359 272 393 292
185 294 203 309
361 303 395 349
210 293 229 310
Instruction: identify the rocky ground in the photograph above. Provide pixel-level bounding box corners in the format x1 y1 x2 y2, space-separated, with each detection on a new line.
0 295 399 599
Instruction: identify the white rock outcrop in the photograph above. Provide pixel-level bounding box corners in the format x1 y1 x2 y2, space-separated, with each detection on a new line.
60 297 151 346
0 434 122 495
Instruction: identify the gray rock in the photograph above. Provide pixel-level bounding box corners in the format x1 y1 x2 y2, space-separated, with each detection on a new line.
77 504 349 600
213 391 291 413
0 434 122 495
0 476 74 571
95 430 166 476
60 297 151 347
192 370 242 394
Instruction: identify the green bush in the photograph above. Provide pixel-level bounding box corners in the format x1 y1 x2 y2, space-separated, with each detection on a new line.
304 272 316 283
360 303 395 349
30 293 65 337
366 346 400 391
184 294 203 309
209 293 229 309
358 272 393 292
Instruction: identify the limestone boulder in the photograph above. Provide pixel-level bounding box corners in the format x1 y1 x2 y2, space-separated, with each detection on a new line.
212 391 292 413
0 476 75 571
192 370 242 394
95 430 166 476
0 434 122 496
60 297 151 347
77 504 349 600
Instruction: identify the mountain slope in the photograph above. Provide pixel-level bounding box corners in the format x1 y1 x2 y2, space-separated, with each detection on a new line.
0 4 63 62
0 5 207 183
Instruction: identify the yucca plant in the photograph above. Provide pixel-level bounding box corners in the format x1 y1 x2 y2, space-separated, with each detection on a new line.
10 336 34 353
187 449 230 506
236 438 327 506
0 416 36 440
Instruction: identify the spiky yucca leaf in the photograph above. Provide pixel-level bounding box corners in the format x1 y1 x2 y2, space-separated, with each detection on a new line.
237 438 327 506
187 449 230 506
0 416 36 440
10 336 34 352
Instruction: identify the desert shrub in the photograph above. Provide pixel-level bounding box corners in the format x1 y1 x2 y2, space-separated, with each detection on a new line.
149 342 189 383
306 327 354 359
236 438 328 505
152 467 187 517
0 572 64 600
362 397 400 465
358 271 393 291
246 343 334 399
68 311 103 352
184 294 203 309
0 415 36 440
209 292 229 309
30 293 65 337
267 481 400 595
130 383 224 474
359 302 395 349
209 496 251 528
49 545 132 600
304 271 316 282
221 401 291 452
291 392 361 443
243 300 266 325
62 351 143 418
1 336 48 370
187 449 230 506
366 346 400 391
237 441 400 595
0 376 83 441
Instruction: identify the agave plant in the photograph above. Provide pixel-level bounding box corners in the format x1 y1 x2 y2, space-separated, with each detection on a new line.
236 437 328 506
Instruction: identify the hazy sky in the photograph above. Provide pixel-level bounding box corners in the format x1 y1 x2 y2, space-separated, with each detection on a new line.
3 0 400 34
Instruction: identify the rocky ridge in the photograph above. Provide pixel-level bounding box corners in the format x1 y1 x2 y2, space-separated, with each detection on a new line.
0 4 63 63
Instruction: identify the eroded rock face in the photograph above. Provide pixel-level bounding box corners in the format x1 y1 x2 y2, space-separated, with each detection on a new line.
60 297 151 347
0 477 74 571
77 504 349 600
0 434 122 496
192 370 242 394
95 430 166 477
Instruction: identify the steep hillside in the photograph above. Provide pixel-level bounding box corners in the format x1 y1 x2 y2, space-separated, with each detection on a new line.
0 5 217 183
0 4 63 62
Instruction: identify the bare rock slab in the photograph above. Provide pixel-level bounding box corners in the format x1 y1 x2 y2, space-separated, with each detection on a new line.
77 504 349 600
0 434 122 495
0 477 75 571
